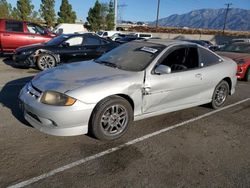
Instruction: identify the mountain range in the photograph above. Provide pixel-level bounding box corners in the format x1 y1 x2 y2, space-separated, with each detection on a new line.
151 8 250 31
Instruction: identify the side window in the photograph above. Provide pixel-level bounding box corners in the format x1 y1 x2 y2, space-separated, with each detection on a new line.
6 21 23 32
27 23 45 35
65 36 83 46
103 32 108 37
84 37 101 45
199 47 220 67
160 47 199 72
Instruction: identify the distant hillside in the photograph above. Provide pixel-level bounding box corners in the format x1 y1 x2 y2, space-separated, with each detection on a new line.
151 8 250 31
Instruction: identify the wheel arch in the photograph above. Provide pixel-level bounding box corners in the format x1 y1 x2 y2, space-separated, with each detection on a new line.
35 49 60 64
222 77 232 95
88 94 135 124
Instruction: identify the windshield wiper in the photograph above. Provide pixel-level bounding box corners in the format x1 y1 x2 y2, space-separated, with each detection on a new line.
95 60 118 68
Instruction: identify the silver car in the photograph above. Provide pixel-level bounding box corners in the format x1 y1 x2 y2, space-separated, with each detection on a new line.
19 39 237 140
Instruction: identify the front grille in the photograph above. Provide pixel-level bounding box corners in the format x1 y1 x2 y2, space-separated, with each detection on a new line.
27 83 42 99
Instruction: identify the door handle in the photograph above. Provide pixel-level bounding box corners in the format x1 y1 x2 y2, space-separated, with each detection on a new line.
28 35 35 38
142 86 151 95
3 34 10 36
195 73 202 80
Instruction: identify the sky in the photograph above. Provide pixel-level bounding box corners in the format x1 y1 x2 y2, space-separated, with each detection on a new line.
8 0 250 22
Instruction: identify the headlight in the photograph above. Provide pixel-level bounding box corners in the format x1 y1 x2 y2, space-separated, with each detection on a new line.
21 50 34 55
41 91 76 106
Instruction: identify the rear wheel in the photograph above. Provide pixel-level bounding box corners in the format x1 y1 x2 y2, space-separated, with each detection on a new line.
211 80 229 109
37 53 56 71
244 67 250 82
90 96 133 141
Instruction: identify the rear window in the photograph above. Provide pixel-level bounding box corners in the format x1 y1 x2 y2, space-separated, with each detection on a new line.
6 21 23 32
199 47 220 67
84 37 101 45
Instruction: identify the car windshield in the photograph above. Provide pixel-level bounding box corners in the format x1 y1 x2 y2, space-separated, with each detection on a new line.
46 35 70 45
95 41 165 72
219 43 250 53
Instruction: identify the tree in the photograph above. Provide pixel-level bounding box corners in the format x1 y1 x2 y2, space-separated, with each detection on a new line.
106 0 115 30
87 0 102 31
40 0 56 27
11 8 20 20
16 0 34 20
57 0 76 23
0 0 12 19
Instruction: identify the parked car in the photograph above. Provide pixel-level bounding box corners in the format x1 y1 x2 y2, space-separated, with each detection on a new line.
96 31 119 38
232 38 250 43
53 23 87 35
110 33 126 41
182 39 218 51
19 39 237 140
116 36 145 44
216 42 250 81
129 32 152 39
13 33 119 70
0 19 55 53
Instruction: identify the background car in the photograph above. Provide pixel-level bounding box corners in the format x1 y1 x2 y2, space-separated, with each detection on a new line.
115 35 145 44
19 40 237 140
216 42 250 81
182 39 218 51
13 33 119 70
0 19 55 53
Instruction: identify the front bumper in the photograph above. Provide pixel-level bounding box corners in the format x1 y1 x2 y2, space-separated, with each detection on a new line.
13 53 36 67
19 84 95 136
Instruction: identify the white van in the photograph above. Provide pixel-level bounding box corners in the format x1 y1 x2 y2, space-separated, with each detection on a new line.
54 23 87 35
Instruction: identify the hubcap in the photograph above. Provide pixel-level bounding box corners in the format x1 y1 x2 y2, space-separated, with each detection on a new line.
100 105 128 136
214 84 228 106
39 55 55 69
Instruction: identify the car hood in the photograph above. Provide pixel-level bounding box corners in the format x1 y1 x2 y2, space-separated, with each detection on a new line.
217 51 250 62
31 61 138 93
15 43 47 52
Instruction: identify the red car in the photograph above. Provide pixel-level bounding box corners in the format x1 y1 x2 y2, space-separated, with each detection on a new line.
217 42 250 81
0 19 55 53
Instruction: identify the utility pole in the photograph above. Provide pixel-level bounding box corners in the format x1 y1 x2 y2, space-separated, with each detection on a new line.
222 3 232 33
155 0 160 28
114 0 118 30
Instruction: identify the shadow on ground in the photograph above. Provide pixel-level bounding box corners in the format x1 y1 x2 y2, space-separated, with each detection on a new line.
0 76 34 127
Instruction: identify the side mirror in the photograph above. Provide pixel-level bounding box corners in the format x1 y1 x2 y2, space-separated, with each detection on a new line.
155 65 171 75
61 42 70 47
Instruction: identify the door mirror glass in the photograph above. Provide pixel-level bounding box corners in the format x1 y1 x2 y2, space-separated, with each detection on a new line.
155 65 171 74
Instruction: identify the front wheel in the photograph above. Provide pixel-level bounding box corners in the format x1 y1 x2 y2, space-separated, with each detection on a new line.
37 53 56 71
244 67 250 82
211 80 229 109
90 96 133 141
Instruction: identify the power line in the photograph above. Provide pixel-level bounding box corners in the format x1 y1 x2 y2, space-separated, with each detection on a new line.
222 3 232 33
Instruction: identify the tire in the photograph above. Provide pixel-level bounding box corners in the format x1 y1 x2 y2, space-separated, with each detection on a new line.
211 80 229 109
244 67 250 82
90 96 133 141
37 53 56 71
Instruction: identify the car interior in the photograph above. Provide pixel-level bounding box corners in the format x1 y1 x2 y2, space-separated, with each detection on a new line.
159 47 199 72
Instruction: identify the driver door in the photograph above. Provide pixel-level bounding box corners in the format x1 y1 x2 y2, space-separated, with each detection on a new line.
142 45 206 114
59 36 85 63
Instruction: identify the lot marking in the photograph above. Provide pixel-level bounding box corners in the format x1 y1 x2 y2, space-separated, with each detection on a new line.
7 98 250 188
